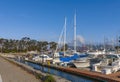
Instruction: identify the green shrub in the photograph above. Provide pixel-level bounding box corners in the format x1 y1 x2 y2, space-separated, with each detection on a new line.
44 75 56 82
35 73 42 79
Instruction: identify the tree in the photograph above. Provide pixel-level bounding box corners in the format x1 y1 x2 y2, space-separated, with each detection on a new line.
61 44 68 51
0 38 6 53
49 42 57 50
0 37 58 53
41 41 48 51
21 37 31 52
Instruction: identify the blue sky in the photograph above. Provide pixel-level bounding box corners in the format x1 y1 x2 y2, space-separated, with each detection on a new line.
0 0 120 43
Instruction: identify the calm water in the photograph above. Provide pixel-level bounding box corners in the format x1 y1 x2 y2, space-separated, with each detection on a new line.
20 60 104 82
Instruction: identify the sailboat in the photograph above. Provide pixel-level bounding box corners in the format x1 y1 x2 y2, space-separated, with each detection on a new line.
71 13 90 68
53 17 69 64
53 17 76 64
53 13 89 67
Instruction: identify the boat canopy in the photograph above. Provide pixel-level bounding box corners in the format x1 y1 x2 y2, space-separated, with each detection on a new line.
59 53 88 62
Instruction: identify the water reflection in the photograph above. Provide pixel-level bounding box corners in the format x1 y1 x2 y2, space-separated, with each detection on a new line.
24 61 96 82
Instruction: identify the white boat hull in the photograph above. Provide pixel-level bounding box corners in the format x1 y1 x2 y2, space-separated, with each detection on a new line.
73 61 90 68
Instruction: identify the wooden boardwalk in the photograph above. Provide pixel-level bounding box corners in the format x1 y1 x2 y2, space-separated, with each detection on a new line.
0 57 40 82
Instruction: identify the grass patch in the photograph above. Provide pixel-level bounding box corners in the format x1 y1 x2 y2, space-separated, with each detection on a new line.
34 73 42 79
43 74 56 82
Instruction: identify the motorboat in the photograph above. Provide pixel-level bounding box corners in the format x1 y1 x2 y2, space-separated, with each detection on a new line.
32 54 53 62
92 54 120 74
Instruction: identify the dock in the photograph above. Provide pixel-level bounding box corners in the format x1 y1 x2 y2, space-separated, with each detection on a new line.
26 59 120 82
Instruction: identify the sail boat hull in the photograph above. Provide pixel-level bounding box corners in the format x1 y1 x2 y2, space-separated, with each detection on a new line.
73 61 90 68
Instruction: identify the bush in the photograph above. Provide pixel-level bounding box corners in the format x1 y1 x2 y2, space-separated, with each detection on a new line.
44 75 56 82
35 73 42 79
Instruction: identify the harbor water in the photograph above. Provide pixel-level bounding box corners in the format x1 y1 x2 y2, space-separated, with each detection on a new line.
16 59 104 82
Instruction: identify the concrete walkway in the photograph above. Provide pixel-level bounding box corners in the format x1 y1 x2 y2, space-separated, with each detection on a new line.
0 57 40 82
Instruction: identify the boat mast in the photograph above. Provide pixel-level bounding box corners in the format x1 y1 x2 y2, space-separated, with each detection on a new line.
55 25 64 54
74 12 76 53
64 17 67 56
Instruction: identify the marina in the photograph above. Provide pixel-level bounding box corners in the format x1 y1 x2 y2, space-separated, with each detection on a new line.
0 0 120 82
7 53 120 82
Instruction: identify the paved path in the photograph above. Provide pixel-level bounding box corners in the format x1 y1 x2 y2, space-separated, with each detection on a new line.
0 75 2 82
0 57 40 82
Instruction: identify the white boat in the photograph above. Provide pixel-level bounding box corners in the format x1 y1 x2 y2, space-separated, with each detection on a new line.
71 13 89 68
53 17 67 63
52 58 61 64
73 58 90 68
87 51 105 55
92 54 120 74
54 52 60 58
32 54 53 62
